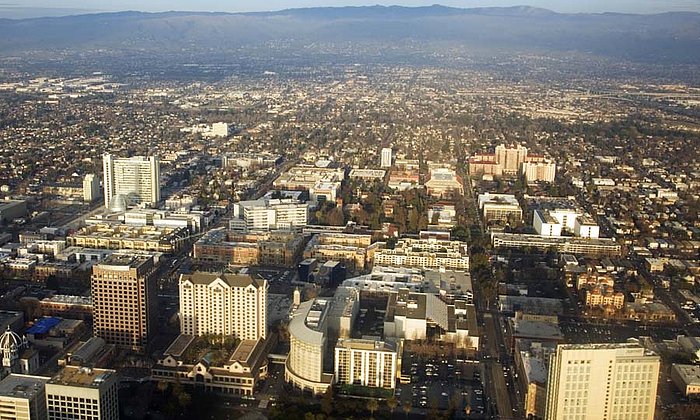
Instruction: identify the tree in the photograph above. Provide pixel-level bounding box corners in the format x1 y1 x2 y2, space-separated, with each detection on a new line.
156 380 169 395
367 398 379 419
178 391 191 409
386 396 398 415
321 387 334 416
402 399 412 418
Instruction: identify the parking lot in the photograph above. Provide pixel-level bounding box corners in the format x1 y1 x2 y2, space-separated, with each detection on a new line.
398 353 486 417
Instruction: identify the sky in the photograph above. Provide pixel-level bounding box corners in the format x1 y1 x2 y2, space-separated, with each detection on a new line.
1 1 699 18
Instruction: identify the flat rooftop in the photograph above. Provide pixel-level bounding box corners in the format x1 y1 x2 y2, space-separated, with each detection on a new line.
0 374 50 400
48 367 116 388
97 253 153 269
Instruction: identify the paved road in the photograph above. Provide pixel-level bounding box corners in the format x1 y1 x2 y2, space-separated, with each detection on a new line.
483 313 515 419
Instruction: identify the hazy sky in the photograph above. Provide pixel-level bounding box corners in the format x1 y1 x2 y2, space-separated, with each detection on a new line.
1 1 699 17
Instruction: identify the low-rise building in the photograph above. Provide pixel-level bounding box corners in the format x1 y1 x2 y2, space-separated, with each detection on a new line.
373 238 469 270
478 193 522 223
425 167 463 198
231 198 308 231
152 335 271 397
68 223 188 254
491 233 621 256
383 289 478 349
670 364 700 397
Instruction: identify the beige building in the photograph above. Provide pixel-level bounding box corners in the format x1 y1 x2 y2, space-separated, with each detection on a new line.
285 300 333 395
92 254 157 353
583 286 625 310
303 233 376 272
194 229 304 267
425 167 463 198
0 374 49 420
152 335 270 397
45 367 118 420
68 223 188 254
179 272 267 341
478 193 523 223
522 160 556 183
545 343 660 420
334 338 398 389
496 144 529 175
373 238 469 270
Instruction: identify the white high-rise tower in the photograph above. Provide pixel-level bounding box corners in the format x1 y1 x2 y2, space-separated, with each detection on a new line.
102 153 160 208
380 147 393 168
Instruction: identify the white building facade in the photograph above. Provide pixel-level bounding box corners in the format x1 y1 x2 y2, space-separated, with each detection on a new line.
103 153 160 208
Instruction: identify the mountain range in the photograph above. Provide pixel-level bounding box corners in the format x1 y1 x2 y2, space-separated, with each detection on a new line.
1 5 699 64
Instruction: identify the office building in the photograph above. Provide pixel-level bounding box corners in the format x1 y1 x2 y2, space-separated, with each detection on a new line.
92 254 157 353
231 198 308 231
478 193 523 223
45 367 118 420
0 374 50 420
670 364 700 397
179 272 267 340
380 147 393 168
68 223 188 254
544 343 660 420
82 174 101 202
534 209 600 239
515 339 557 419
102 153 160 208
285 300 334 395
334 338 398 389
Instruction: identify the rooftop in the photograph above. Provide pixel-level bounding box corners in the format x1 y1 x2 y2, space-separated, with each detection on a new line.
96 253 153 270
0 374 50 400
48 366 116 388
672 364 700 386
180 271 265 289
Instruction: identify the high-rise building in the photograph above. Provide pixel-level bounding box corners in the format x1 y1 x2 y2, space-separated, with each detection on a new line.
285 299 333 395
495 144 528 175
82 174 101 202
179 272 267 340
92 254 157 353
334 338 398 389
522 160 557 183
45 367 118 420
544 343 660 420
380 147 393 168
102 153 160 208
0 374 50 420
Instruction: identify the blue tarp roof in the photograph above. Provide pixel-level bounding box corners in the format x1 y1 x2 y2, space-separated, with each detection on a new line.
26 317 62 334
